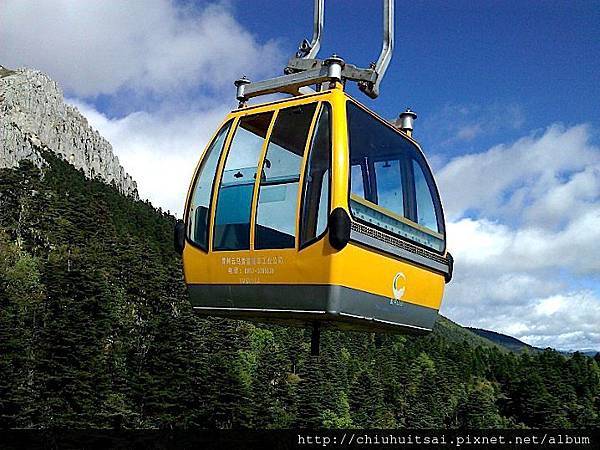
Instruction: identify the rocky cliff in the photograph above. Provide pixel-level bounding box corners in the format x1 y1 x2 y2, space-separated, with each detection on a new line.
0 66 138 198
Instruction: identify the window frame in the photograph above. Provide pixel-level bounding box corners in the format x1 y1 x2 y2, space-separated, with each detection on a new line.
298 101 333 250
184 119 234 252
345 99 446 254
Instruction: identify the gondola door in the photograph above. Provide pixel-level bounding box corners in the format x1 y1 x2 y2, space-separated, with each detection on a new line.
245 103 319 289
194 101 323 314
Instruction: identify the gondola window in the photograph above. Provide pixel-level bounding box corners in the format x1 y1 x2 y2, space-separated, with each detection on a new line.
255 104 317 249
213 112 273 251
188 121 232 250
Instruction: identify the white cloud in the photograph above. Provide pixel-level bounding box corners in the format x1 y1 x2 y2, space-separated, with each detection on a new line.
444 266 600 350
455 123 483 142
0 0 282 97
448 209 600 276
1 0 285 217
438 124 600 222
70 99 230 216
523 165 600 229
519 292 600 350
440 123 600 350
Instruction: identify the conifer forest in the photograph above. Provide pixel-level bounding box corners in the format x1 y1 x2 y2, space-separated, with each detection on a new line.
1 155 599 429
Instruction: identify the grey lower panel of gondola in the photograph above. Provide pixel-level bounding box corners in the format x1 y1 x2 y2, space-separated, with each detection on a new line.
187 284 438 334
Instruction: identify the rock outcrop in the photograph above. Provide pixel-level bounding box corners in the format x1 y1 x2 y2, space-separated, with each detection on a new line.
0 66 138 198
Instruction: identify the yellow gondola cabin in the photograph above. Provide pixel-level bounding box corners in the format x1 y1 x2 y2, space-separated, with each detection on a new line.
173 0 453 352
175 85 452 332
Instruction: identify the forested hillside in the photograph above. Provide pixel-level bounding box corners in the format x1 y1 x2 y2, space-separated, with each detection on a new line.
1 154 599 429
467 328 541 354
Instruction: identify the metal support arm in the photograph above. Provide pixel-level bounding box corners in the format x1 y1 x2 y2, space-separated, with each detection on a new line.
238 66 331 101
236 56 345 102
359 0 394 98
234 0 395 102
287 57 378 85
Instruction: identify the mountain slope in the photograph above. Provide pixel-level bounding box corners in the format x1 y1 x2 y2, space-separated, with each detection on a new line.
1 153 599 429
467 327 541 353
435 316 507 351
0 66 137 197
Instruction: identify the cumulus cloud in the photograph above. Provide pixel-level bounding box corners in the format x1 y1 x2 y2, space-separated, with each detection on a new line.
0 0 286 216
0 0 282 97
456 288 600 351
1 0 285 214
70 99 230 215
448 211 600 276
438 124 600 222
440 124 600 350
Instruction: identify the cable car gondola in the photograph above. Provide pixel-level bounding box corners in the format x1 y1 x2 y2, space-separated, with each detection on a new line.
174 0 453 353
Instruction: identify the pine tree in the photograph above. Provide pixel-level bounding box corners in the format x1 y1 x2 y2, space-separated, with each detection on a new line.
349 370 386 428
0 236 44 427
295 355 327 428
249 327 295 428
457 379 506 428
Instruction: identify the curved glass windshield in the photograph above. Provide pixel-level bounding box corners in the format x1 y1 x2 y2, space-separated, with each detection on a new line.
413 159 439 232
187 121 232 250
300 104 331 247
347 102 445 252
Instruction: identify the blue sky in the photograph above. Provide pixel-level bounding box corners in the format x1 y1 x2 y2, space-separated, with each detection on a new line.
1 0 599 350
234 0 599 152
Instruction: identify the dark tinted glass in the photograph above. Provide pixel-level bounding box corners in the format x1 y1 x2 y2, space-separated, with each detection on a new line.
413 159 439 232
347 102 409 218
300 104 331 246
347 102 445 251
350 163 365 197
375 159 404 216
